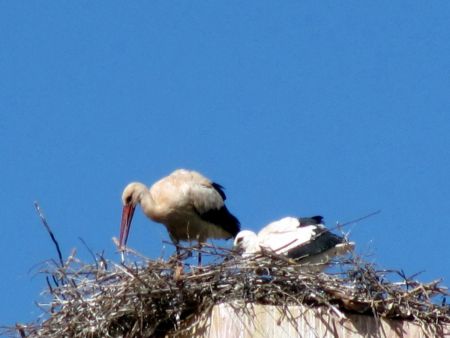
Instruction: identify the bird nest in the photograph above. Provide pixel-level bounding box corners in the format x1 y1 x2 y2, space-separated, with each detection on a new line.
8 244 450 338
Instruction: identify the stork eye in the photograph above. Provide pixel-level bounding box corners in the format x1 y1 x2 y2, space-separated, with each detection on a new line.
125 195 132 204
236 237 243 244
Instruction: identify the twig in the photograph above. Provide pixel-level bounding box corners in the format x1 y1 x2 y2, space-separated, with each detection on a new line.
78 237 98 269
337 210 381 227
34 201 64 268
12 243 450 338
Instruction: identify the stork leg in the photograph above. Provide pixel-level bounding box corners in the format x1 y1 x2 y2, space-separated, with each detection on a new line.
169 235 181 259
197 242 203 266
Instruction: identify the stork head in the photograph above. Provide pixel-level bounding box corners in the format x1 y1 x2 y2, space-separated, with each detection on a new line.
119 182 147 249
233 230 259 256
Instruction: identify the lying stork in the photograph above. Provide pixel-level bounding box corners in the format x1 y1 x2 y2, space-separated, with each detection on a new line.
234 216 354 272
119 169 240 265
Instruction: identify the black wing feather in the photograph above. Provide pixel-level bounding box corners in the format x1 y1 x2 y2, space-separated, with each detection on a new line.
287 230 344 259
193 182 240 238
298 216 323 227
211 182 227 200
197 205 241 238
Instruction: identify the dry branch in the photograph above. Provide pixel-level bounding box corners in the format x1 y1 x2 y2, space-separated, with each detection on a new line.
33 202 64 268
6 243 449 338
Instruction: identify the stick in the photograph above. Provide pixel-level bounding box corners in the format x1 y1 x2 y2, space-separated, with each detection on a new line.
337 210 381 227
78 237 98 269
33 201 64 268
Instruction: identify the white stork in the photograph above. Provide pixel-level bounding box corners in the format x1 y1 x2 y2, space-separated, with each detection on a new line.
119 169 240 264
234 216 354 272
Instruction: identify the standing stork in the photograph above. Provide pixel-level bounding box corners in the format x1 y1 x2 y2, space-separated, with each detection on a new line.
119 169 240 264
234 216 354 272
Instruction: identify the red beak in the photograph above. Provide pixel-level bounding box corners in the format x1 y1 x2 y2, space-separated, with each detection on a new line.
119 204 135 249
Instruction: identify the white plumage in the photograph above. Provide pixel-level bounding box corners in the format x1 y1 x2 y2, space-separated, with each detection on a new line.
119 169 240 263
234 216 354 272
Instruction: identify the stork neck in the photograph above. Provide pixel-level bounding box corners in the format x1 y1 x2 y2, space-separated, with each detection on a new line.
242 233 260 255
247 240 261 255
139 191 165 222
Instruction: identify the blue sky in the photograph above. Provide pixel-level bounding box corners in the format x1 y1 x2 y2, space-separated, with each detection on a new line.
1 1 449 327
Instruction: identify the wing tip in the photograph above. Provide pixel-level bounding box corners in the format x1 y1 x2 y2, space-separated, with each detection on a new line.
211 182 227 200
198 205 240 238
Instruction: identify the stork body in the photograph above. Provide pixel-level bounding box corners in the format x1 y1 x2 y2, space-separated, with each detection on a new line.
119 169 240 263
234 216 354 272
